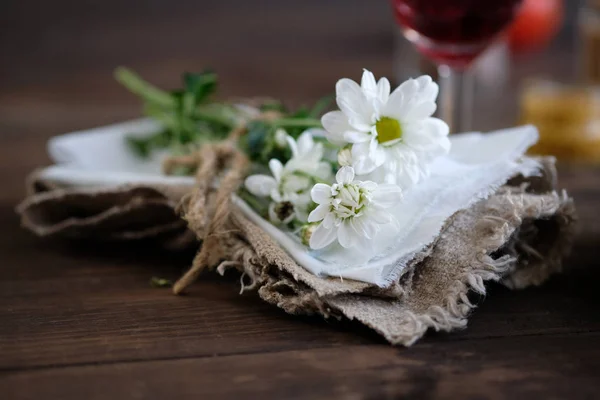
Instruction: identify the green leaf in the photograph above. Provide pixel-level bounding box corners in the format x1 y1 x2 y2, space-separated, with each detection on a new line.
125 130 173 158
241 120 270 162
126 136 152 158
184 71 217 106
150 277 173 288
115 67 174 108
259 100 287 113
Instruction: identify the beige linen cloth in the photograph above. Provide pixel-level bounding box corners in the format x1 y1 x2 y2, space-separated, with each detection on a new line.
18 156 576 346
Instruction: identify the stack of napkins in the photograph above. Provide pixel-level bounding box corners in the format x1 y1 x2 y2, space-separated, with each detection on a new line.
41 120 540 287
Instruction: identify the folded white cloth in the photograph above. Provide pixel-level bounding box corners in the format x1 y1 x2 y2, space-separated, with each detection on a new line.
40 120 540 287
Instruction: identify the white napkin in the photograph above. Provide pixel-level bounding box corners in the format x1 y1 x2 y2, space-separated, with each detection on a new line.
40 120 539 287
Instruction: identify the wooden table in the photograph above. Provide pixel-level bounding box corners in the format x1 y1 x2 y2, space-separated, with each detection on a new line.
1 1 599 398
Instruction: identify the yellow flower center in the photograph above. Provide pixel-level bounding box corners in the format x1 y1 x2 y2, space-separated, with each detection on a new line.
375 117 402 144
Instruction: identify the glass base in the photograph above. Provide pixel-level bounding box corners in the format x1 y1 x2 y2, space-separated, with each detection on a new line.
402 27 492 70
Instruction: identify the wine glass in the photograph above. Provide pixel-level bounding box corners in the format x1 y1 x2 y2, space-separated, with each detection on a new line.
391 0 523 133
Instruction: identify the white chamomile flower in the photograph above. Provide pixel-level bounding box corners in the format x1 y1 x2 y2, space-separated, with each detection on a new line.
307 166 402 250
321 69 450 188
245 159 310 224
244 130 333 224
284 129 333 182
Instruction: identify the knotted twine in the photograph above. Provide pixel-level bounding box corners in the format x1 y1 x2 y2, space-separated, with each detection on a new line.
166 111 281 295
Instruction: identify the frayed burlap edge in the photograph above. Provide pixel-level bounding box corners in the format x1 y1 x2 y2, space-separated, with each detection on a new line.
18 150 577 345
201 187 576 346
176 154 576 346
17 184 188 242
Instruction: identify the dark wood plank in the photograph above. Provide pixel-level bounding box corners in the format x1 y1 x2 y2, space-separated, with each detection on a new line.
2 334 599 400
1 199 599 370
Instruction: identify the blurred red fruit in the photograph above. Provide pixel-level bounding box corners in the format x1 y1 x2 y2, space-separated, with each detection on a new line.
508 0 564 52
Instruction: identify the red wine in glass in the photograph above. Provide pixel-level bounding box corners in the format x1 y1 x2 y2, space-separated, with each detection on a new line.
392 0 523 69
391 0 523 132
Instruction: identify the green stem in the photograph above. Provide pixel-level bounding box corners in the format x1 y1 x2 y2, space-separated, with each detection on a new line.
115 67 175 108
194 104 238 128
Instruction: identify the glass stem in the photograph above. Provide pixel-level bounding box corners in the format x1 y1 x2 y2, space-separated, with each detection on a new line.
437 64 474 134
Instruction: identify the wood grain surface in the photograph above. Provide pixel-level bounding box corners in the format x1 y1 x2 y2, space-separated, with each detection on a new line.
1 1 599 399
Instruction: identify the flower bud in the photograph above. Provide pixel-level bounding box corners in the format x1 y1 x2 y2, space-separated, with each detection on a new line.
337 148 353 167
274 129 289 149
300 223 319 246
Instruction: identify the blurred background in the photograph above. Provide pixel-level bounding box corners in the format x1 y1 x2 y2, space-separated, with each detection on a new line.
0 0 598 160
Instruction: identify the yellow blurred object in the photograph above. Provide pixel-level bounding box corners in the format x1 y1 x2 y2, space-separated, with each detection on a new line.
521 81 600 162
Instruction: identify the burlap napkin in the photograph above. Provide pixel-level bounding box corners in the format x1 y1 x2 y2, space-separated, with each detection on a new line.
18 157 576 346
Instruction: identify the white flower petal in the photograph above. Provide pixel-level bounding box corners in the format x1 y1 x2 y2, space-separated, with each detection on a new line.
309 223 337 249
337 221 355 248
422 117 450 137
415 75 439 102
336 78 373 129
350 217 376 239
433 136 451 156
372 184 403 208
295 192 312 208
359 180 377 192
361 69 378 99
314 163 334 181
381 83 409 119
401 124 437 150
268 159 284 182
308 203 330 222
270 189 283 202
337 149 353 167
347 118 374 133
352 156 379 176
285 136 299 158
351 140 371 159
351 140 385 175
335 166 355 184
244 175 277 197
405 101 437 121
414 75 432 86
377 77 391 104
311 183 332 204
343 130 371 143
322 212 336 229
367 208 392 224
283 174 311 193
398 78 419 99
296 131 314 154
402 118 449 153
321 111 355 146
321 111 349 132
